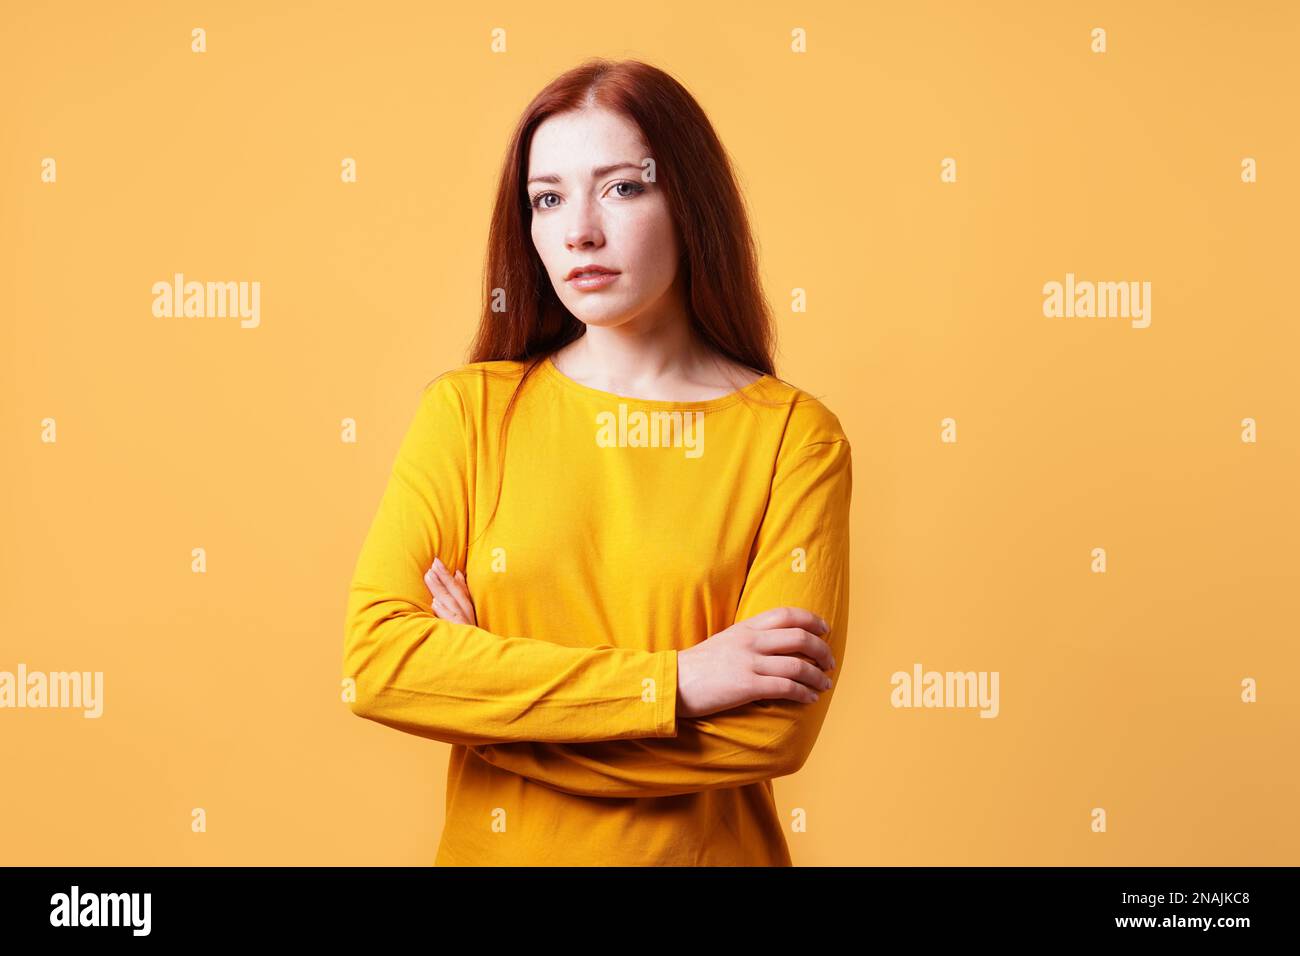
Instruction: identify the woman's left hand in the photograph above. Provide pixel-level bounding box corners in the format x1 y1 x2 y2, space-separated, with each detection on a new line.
424 556 478 627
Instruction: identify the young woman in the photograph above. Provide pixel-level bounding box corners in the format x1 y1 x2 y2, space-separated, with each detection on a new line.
343 58 852 866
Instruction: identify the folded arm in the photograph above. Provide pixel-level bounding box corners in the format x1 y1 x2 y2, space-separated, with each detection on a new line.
470 436 853 798
343 373 678 748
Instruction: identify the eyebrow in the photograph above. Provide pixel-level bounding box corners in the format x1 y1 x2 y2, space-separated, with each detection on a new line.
526 161 644 187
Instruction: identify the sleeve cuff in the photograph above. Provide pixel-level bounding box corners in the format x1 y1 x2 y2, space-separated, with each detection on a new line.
653 649 678 737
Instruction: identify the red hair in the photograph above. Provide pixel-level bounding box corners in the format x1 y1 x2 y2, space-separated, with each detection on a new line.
467 56 778 376
451 58 795 544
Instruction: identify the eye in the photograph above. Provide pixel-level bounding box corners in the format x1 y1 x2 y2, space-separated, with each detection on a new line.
610 180 646 199
527 180 647 211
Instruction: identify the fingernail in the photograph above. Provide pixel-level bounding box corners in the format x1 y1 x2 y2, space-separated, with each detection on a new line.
819 617 829 632
823 677 833 690
433 557 444 570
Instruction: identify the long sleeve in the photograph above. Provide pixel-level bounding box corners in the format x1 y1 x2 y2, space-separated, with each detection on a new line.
343 373 678 747
469 436 852 798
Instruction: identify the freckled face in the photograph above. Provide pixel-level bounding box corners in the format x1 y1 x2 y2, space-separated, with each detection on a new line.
526 107 682 329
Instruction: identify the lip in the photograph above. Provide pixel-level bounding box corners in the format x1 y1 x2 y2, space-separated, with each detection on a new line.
566 266 621 291
565 264 620 280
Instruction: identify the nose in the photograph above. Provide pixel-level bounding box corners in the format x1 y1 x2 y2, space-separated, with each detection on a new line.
564 195 605 252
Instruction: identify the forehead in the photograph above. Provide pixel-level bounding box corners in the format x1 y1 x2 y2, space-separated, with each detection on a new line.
527 107 648 172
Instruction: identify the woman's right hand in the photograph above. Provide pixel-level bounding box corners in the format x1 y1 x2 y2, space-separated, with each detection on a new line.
674 606 836 719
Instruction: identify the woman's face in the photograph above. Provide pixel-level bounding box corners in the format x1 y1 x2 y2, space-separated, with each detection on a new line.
526 106 682 330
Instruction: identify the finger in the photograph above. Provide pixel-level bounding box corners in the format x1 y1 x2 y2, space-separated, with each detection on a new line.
753 627 836 671
424 564 449 600
741 605 829 637
432 559 475 623
431 595 464 624
438 563 475 623
453 570 478 627
750 674 820 705
424 565 455 609
753 654 833 692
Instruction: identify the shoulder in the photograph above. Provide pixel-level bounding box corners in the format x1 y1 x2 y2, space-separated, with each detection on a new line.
420 360 532 409
753 379 851 502
423 360 526 393
756 376 851 455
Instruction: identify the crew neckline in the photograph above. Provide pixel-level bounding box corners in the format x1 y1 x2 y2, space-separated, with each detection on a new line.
540 353 774 410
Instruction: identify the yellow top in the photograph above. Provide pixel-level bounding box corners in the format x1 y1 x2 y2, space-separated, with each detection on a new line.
343 356 852 866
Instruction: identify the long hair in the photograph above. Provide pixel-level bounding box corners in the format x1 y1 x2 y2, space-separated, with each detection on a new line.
456 58 794 546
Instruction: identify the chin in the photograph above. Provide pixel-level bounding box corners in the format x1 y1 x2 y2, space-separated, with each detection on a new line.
565 305 635 328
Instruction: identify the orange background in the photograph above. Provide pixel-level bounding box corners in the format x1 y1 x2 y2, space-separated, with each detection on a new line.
2 0 1296 865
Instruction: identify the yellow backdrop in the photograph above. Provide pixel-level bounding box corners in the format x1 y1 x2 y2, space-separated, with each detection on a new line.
2 0 1295 865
